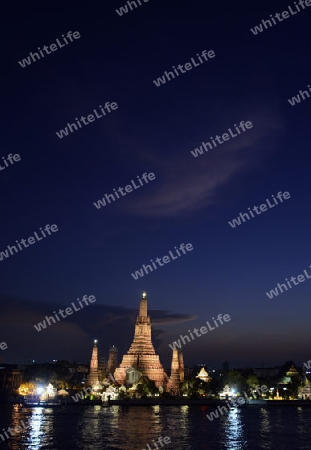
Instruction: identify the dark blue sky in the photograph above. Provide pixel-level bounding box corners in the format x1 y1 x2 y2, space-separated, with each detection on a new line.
1 0 311 367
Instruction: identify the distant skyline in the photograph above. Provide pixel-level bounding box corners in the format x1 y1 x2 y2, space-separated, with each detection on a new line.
0 292 309 369
1 0 311 368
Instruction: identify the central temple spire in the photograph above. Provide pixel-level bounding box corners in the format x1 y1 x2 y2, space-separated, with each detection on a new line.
114 292 168 387
138 291 148 319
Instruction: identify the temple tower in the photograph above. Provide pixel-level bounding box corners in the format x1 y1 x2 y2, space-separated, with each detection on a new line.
107 345 118 376
167 348 181 395
196 367 212 383
87 339 99 386
179 350 185 382
114 292 168 388
98 355 106 381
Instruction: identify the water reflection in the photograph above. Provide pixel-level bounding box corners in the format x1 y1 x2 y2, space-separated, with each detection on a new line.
117 406 164 450
1 404 311 450
8 406 51 450
27 408 44 449
180 405 189 428
76 405 104 450
220 406 247 450
259 408 272 449
9 404 30 450
297 407 309 450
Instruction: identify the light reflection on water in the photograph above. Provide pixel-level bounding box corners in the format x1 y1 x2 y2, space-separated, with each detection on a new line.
0 404 311 450
259 407 272 450
28 408 45 449
9 405 54 450
296 407 310 450
219 406 247 450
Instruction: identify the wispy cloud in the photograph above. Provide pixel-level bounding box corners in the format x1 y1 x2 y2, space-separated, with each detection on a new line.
124 111 283 218
151 309 196 325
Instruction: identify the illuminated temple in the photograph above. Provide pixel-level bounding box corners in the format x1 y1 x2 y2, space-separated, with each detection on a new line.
114 292 169 388
88 339 99 386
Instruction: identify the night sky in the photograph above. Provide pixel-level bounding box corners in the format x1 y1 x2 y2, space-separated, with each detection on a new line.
1 0 311 368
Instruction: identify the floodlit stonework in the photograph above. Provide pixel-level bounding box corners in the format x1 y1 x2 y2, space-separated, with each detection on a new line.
126 367 142 385
196 367 212 383
299 377 311 399
107 345 118 375
167 348 181 395
114 292 168 388
88 339 99 386
179 350 185 382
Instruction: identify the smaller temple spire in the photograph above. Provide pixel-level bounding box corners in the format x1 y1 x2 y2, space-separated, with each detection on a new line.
107 345 118 376
88 339 99 386
167 348 181 395
179 350 184 382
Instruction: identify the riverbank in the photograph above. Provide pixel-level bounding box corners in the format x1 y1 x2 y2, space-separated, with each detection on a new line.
109 398 311 407
4 398 311 407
